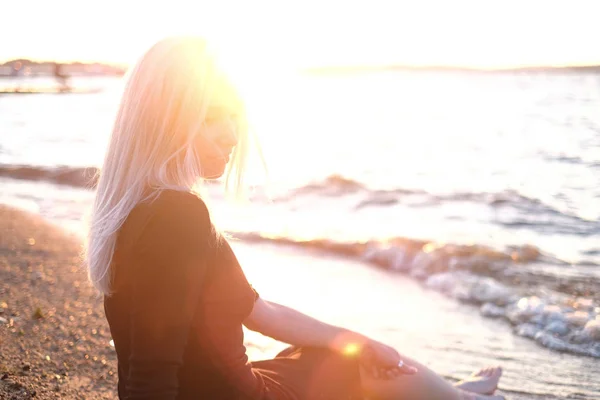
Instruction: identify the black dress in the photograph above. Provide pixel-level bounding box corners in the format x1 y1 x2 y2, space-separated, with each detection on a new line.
104 190 363 400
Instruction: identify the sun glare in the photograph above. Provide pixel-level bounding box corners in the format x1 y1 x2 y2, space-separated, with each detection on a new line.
343 343 361 356
2 1 600 69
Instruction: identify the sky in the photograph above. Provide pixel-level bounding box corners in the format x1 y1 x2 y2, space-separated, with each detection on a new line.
1 0 600 70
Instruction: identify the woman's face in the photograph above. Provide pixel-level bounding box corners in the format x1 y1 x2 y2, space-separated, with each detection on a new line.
194 104 239 179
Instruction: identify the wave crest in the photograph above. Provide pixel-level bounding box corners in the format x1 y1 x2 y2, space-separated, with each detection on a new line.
0 165 99 188
279 175 600 236
231 232 600 358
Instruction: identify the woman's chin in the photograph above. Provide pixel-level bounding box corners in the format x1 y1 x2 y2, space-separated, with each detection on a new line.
201 167 226 180
199 160 229 180
205 175 223 181
202 173 223 180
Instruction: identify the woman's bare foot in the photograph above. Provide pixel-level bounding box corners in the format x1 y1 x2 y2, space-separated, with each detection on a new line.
455 366 503 395
460 391 505 400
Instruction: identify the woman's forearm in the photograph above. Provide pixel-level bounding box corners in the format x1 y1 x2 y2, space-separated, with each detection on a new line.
249 300 370 354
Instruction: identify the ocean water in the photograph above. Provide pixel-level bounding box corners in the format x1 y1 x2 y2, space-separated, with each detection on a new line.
1 71 599 398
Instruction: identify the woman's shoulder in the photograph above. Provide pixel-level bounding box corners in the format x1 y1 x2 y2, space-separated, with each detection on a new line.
121 190 212 246
150 188 207 207
142 189 209 221
113 190 216 284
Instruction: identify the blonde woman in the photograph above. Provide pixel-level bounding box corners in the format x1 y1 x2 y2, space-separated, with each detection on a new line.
85 37 504 400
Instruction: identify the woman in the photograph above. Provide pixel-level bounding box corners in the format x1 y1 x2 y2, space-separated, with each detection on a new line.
85 37 505 400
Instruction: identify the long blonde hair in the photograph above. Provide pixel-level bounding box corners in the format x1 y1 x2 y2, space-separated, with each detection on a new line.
85 36 250 296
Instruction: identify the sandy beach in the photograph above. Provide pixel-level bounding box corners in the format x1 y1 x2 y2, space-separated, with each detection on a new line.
0 205 117 399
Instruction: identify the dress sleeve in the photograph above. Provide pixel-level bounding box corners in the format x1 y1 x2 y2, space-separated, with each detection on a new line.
125 194 212 400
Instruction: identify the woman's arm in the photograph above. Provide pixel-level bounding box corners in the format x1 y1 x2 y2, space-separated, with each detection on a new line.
244 298 371 354
244 298 418 377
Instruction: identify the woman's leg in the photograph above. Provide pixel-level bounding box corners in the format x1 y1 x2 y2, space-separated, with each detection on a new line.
360 354 504 400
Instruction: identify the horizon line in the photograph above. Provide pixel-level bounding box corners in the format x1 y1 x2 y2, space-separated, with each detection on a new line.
2 57 600 73
304 62 600 73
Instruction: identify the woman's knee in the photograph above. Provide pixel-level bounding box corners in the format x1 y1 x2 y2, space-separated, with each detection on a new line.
359 364 459 400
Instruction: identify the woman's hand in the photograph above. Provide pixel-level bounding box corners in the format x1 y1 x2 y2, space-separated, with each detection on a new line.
329 329 418 379
360 339 418 380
